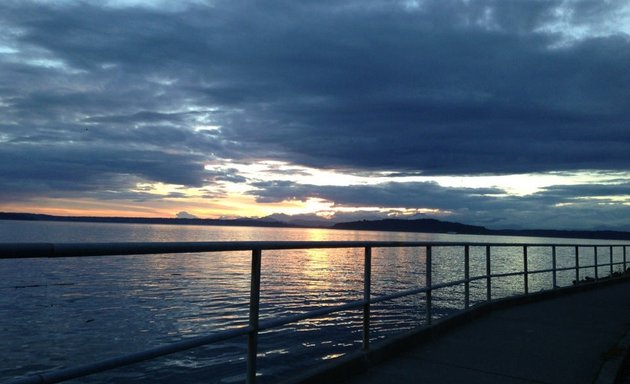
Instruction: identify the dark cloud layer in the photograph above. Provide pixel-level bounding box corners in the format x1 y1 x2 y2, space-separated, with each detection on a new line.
0 0 629 228
249 180 501 209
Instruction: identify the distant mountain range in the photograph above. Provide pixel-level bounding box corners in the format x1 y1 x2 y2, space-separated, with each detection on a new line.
0 212 294 228
2 212 630 241
333 218 630 241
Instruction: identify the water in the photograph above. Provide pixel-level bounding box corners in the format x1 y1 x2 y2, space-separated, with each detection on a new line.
1 221 627 383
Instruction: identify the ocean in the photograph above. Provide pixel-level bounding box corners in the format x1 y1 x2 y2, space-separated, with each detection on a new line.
1 220 627 383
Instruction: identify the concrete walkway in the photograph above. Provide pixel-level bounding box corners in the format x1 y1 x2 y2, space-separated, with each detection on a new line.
339 280 630 384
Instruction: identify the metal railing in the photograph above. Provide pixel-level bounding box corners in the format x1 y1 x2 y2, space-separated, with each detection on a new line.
1 241 629 384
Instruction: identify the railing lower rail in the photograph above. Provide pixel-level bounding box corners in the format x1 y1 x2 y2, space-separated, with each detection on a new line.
1 241 628 384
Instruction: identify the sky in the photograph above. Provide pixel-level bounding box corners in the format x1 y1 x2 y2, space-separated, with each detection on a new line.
1 0 629 230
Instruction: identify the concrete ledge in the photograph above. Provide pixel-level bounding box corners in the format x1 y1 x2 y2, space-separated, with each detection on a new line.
280 275 630 384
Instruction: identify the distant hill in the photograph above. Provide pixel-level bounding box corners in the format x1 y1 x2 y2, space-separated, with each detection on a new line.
333 218 489 234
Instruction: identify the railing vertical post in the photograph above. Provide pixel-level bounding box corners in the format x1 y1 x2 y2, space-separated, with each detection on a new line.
485 245 491 301
594 246 599 280
575 246 580 283
464 245 470 309
552 245 557 289
610 246 614 276
625 246 628 272
247 249 262 384
362 246 372 351
523 246 529 294
426 246 432 325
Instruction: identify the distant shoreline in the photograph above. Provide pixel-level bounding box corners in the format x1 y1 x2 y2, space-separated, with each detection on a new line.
0 212 296 228
1 212 630 241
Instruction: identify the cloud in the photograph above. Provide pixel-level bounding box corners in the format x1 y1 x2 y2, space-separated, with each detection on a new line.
193 0 630 175
248 179 501 209
1 0 629 229
247 179 630 230
2 0 629 175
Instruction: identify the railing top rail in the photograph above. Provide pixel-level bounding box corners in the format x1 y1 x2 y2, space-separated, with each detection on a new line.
0 241 627 259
